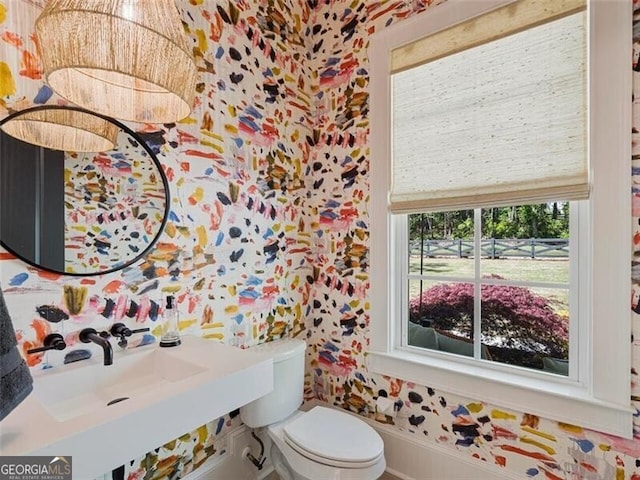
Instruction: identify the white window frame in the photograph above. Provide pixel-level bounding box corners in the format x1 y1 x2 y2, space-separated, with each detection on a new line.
398 203 581 378
368 0 633 437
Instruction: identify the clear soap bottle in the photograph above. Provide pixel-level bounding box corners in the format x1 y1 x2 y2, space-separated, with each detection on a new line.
159 295 181 347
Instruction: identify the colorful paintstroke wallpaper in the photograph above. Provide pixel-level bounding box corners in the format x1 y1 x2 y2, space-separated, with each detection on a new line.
63 128 168 274
0 0 313 477
1 0 639 479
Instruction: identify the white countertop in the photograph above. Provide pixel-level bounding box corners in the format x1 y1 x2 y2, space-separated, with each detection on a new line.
0 336 273 479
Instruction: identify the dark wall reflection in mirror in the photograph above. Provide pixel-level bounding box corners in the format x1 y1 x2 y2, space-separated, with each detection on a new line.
0 106 169 276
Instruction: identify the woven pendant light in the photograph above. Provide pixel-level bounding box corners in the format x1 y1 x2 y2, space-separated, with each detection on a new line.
1 108 118 152
35 0 197 124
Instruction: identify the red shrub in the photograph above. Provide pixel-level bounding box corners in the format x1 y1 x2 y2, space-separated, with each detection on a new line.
409 278 568 358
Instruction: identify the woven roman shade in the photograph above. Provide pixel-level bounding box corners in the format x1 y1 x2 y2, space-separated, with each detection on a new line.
390 0 587 214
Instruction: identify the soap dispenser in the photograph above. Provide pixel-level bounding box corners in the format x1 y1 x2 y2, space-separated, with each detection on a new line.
159 295 181 347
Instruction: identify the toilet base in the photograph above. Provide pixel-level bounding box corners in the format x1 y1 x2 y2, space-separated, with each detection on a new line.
269 445 294 480
266 409 386 480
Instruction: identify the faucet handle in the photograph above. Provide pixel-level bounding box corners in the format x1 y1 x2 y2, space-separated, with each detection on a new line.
109 323 131 338
27 333 67 354
110 323 149 338
130 327 150 334
110 323 149 349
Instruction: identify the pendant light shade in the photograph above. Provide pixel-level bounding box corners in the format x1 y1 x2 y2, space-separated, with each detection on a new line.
35 0 197 124
1 108 118 152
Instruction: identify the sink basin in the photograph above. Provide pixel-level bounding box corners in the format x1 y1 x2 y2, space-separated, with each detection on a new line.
33 347 206 421
0 336 273 479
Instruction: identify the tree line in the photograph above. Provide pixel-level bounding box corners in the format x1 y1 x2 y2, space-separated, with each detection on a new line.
409 202 570 240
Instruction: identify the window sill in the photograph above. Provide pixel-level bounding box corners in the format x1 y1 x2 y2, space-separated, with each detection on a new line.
366 348 633 438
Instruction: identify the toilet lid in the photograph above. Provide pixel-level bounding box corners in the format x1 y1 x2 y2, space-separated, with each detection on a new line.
283 407 384 468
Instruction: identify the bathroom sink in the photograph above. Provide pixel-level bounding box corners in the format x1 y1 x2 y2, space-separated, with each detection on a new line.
0 336 273 479
33 347 206 421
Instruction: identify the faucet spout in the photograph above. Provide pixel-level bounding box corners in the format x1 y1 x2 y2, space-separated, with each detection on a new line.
79 328 113 366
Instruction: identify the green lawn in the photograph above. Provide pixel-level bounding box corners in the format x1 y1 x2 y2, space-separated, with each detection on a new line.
409 256 569 314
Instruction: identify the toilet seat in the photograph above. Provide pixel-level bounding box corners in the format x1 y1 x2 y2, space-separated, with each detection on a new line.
283 406 384 469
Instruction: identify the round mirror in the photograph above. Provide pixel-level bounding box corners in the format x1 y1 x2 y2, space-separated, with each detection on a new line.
0 105 169 276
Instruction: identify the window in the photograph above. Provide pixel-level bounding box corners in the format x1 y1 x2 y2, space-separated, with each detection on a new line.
403 203 576 376
368 0 632 437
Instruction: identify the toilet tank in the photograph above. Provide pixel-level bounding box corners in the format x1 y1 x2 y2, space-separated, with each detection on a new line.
239 338 306 428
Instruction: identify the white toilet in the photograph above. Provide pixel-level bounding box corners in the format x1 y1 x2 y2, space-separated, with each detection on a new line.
240 338 386 480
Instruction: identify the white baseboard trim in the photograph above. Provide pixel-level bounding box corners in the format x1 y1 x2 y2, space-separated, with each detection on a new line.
304 399 523 480
180 452 228 480
183 401 523 480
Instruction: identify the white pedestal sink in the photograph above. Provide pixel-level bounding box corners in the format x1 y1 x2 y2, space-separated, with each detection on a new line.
0 336 273 479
